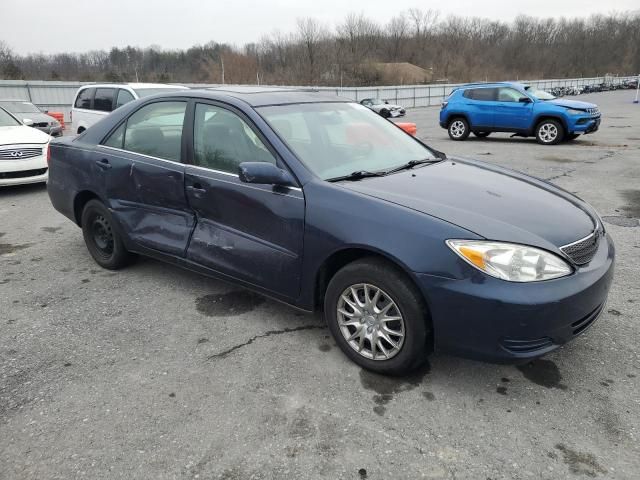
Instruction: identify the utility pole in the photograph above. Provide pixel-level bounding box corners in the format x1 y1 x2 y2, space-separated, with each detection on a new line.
220 57 225 85
634 73 639 104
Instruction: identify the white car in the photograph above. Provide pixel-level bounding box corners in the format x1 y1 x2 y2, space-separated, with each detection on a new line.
71 83 189 134
0 107 50 187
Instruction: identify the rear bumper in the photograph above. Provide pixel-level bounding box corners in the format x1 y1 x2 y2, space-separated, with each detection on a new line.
416 232 615 363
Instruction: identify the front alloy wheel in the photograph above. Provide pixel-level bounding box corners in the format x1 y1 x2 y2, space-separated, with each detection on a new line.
536 120 564 145
337 283 405 360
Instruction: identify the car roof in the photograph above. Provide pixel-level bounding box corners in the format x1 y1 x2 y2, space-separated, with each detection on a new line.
78 83 189 90
459 81 526 90
187 86 352 107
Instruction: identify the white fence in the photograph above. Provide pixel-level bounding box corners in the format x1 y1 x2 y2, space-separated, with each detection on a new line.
0 75 636 125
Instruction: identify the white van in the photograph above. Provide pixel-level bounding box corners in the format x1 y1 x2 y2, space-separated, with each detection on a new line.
71 83 189 134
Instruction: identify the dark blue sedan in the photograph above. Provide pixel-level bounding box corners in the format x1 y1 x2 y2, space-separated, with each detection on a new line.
47 87 614 375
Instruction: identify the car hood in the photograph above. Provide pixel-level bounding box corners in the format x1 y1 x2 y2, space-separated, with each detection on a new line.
15 112 57 125
339 158 597 251
0 125 50 146
546 98 597 110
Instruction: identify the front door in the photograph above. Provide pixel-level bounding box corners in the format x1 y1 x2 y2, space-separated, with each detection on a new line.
183 102 305 300
493 87 534 130
97 100 195 256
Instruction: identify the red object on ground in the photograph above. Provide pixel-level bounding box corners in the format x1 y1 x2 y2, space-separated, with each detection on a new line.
394 122 417 136
47 112 65 129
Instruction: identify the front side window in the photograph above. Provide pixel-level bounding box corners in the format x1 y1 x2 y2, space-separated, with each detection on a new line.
260 102 435 181
94 88 115 112
525 86 556 100
103 122 126 148
74 88 95 109
193 103 276 173
497 88 529 102
115 89 135 109
120 101 186 161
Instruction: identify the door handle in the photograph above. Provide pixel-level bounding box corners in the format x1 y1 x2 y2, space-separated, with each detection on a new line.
95 158 111 170
187 183 206 194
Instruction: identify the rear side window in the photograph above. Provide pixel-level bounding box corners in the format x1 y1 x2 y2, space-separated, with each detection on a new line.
464 88 497 101
94 88 115 112
122 101 187 162
74 88 95 109
115 89 135 109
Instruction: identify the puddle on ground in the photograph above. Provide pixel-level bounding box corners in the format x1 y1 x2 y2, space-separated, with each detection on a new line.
555 444 607 477
516 359 568 390
620 189 640 218
542 155 574 163
41 227 62 233
359 362 431 416
195 290 265 317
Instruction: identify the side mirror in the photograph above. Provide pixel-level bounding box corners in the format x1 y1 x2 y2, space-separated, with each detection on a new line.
23 118 34 126
238 162 296 187
518 97 532 103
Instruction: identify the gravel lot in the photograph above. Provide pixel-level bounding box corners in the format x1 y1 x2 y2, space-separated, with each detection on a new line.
1 90 639 479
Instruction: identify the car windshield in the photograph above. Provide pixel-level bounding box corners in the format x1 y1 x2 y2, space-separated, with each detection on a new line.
260 102 435 180
0 101 40 113
526 87 556 100
0 107 21 127
133 87 188 98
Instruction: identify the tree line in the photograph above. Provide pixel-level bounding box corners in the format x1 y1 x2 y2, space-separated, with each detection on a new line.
1 10 639 86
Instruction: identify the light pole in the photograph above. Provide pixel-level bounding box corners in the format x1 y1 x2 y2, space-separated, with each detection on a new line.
634 73 639 104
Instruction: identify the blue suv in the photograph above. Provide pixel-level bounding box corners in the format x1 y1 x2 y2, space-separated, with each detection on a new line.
439 82 601 145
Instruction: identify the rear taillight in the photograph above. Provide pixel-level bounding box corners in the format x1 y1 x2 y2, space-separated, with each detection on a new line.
46 144 51 166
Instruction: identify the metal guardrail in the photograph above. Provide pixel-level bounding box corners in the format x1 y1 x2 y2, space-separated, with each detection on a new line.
0 75 636 124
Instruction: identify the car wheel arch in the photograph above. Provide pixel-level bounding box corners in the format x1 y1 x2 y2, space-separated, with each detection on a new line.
534 115 567 132
314 247 430 312
73 190 102 226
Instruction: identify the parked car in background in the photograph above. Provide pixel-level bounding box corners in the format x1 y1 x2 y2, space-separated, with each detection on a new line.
0 99 62 137
360 98 406 118
48 88 613 375
440 82 601 145
0 106 50 187
71 83 189 134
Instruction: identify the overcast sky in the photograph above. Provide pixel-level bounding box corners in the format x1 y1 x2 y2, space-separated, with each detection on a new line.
2 0 638 55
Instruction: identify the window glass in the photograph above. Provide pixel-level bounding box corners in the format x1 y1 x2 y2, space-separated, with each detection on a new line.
0 107 20 127
193 103 276 173
465 88 496 101
103 122 126 148
74 88 95 109
123 101 186 161
497 88 528 102
133 87 187 98
260 103 434 181
0 101 40 113
94 88 115 112
115 89 135 109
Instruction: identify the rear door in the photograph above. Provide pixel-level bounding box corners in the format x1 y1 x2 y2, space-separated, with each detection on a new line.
97 100 195 256
493 87 534 130
463 88 498 129
183 101 305 299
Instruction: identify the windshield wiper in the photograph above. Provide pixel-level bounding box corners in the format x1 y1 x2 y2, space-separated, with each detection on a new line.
383 158 443 175
326 170 386 182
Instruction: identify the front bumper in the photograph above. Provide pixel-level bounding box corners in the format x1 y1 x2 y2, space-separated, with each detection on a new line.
570 115 601 135
0 149 48 186
416 232 615 363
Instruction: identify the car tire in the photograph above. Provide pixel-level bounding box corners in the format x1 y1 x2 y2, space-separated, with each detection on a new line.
380 109 390 119
81 199 133 270
535 119 564 145
448 118 470 141
565 133 580 141
324 257 430 375
473 131 491 138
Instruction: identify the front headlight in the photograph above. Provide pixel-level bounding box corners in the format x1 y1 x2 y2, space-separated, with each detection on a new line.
446 240 572 282
566 108 585 115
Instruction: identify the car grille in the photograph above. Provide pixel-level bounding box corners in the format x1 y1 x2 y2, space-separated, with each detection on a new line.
0 167 48 179
560 230 600 265
0 147 43 160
